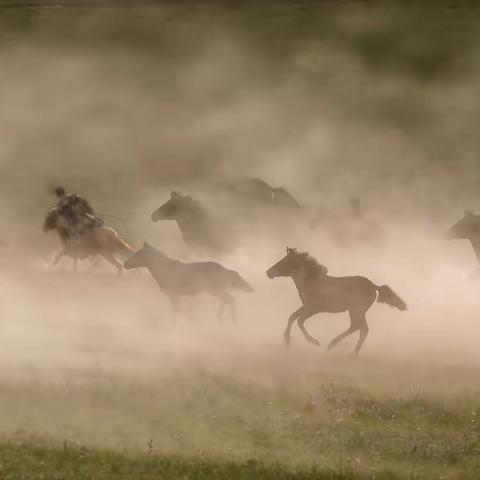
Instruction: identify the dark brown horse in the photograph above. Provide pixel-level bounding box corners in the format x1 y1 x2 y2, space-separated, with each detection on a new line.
151 192 232 256
267 248 407 355
43 207 135 273
124 242 253 322
445 210 480 265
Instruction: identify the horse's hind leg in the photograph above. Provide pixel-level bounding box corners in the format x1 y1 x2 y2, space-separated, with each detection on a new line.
284 307 303 347
297 311 320 347
52 250 65 266
351 310 369 356
102 254 123 275
327 313 359 351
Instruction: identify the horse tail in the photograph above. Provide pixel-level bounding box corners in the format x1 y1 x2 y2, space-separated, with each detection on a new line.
230 271 254 292
375 285 407 311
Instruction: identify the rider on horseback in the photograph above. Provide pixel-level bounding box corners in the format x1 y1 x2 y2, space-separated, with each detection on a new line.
54 186 103 237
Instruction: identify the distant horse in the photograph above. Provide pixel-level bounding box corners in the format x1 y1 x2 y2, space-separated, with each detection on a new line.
219 177 302 210
445 210 480 265
43 208 135 273
266 248 407 355
151 191 231 256
124 242 253 322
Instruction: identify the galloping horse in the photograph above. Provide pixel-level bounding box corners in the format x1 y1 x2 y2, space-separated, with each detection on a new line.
445 210 480 265
151 191 232 256
218 177 302 209
267 248 407 355
124 242 253 322
43 208 135 273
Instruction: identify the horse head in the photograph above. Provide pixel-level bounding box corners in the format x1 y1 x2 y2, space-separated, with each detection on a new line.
151 191 197 222
445 210 480 240
267 247 327 279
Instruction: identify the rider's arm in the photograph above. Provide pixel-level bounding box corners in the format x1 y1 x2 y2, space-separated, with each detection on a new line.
78 197 94 214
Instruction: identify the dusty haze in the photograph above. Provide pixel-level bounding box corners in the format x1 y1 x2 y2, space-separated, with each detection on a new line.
0 2 479 470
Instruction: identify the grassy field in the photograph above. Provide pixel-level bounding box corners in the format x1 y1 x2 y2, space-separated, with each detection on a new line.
1 357 480 480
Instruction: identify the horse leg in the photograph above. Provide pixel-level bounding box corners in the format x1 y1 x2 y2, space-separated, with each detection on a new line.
170 296 181 322
52 250 65 266
327 313 359 351
284 307 303 347
102 254 123 275
297 311 320 347
209 290 236 324
351 311 369 356
73 258 78 272
217 303 225 324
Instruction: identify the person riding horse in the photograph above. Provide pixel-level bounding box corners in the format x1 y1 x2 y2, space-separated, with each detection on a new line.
54 186 103 237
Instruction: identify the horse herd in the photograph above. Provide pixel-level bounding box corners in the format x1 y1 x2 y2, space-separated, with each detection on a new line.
43 183 480 355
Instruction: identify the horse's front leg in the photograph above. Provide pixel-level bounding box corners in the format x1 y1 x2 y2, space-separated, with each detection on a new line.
209 290 236 324
297 310 320 346
284 306 303 347
170 296 181 322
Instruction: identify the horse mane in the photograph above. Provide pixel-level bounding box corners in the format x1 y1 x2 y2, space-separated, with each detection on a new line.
171 191 209 219
287 247 328 277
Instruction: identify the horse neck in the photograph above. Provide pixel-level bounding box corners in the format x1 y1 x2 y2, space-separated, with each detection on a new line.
175 207 208 240
147 249 177 276
290 267 314 300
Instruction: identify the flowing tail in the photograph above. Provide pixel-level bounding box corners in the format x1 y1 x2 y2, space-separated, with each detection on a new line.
376 285 407 311
230 271 254 292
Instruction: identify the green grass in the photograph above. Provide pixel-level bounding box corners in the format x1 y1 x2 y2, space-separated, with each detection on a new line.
0 360 480 479
0 440 399 480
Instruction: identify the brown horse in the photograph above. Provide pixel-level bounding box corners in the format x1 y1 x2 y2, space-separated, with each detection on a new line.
151 191 232 256
445 210 480 265
267 248 407 355
124 242 253 322
43 208 135 273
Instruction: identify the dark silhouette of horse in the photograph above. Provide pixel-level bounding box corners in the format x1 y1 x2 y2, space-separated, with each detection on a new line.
124 242 253 322
445 210 480 265
43 207 135 273
266 248 407 355
151 192 231 256
220 177 302 210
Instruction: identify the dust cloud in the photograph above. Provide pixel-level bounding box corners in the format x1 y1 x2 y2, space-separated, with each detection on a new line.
0 2 479 462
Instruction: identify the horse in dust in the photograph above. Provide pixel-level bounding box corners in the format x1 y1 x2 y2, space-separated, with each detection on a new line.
124 242 253 322
266 248 407 355
221 177 303 210
151 191 233 257
43 207 135 274
445 210 480 265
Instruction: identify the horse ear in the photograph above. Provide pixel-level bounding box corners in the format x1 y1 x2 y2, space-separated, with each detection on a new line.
143 241 151 249
286 247 291 254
